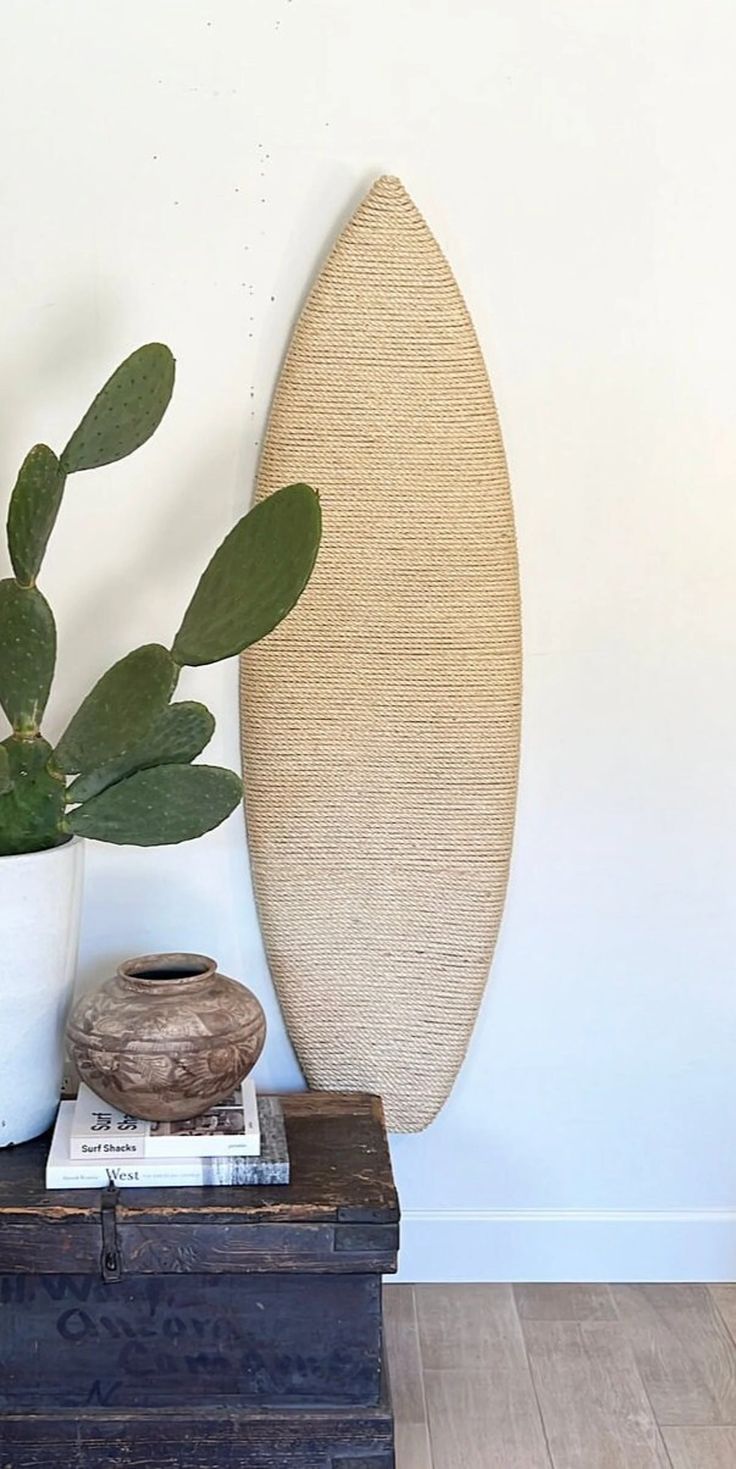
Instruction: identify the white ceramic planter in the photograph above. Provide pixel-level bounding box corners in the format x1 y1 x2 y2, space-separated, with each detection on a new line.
0 836 84 1146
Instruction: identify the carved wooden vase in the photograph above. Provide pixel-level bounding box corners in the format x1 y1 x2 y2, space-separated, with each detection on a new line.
66 953 266 1121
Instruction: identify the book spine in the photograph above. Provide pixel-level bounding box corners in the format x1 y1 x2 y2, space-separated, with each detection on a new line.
69 1137 146 1161
46 1158 246 1189
242 1079 259 1134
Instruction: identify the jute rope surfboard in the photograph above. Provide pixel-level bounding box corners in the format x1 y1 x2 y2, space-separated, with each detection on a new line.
241 176 521 1132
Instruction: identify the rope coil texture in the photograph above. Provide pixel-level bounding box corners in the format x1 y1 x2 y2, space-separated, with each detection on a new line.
241 175 521 1132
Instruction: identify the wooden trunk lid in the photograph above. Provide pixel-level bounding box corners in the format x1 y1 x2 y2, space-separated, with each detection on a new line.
0 1093 399 1276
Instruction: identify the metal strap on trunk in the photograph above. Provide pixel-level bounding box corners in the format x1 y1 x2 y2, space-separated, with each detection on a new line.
99 1183 121 1282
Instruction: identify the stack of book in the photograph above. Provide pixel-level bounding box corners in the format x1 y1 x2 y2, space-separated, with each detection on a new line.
46 1079 289 1188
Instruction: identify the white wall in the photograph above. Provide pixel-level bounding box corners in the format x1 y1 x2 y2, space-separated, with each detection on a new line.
2 0 736 1281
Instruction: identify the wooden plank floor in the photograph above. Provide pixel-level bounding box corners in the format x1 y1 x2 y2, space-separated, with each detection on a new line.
385 1285 736 1469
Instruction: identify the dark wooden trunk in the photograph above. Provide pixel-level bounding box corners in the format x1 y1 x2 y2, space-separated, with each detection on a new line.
0 1397 394 1468
0 1271 381 1409
0 1092 398 1467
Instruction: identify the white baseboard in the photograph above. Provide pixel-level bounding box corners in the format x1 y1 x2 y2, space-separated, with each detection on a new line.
395 1208 736 1283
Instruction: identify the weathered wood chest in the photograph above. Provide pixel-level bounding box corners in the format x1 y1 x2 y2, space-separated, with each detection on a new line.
0 1091 398 1468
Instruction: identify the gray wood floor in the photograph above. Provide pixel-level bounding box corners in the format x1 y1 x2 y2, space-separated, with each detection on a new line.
384 1285 736 1469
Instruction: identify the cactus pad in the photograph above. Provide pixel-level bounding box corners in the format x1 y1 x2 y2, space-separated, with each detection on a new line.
67 699 215 804
172 483 321 666
60 344 175 473
0 579 56 733
68 762 243 845
54 643 178 775
7 444 66 586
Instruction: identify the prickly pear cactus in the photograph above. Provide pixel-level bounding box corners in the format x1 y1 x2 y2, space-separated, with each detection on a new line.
69 764 243 845
54 644 179 776
60 344 175 473
172 483 321 666
7 445 65 586
0 580 56 734
0 344 321 855
68 701 215 804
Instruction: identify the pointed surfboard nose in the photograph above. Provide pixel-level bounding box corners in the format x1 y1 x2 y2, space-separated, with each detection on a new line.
368 174 410 199
241 177 521 1133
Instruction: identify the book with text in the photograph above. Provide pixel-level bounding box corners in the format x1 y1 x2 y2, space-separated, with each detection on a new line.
70 1078 260 1160
47 1099 289 1188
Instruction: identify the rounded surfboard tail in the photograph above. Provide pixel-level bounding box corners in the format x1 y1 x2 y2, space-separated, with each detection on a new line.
241 176 521 1132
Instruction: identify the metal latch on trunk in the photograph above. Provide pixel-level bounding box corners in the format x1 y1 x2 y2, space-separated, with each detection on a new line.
99 1183 121 1282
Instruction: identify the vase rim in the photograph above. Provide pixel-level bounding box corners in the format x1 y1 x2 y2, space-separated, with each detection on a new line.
0 833 82 864
117 952 218 990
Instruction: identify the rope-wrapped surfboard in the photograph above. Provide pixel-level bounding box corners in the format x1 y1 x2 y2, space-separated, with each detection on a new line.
241 176 521 1132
